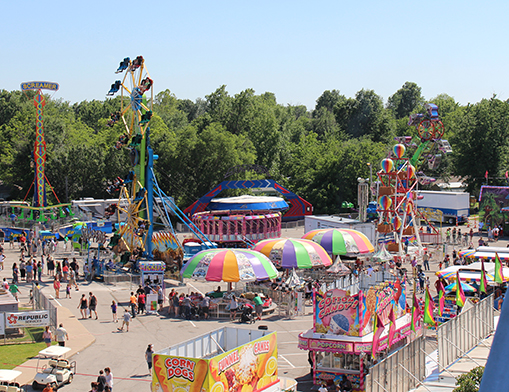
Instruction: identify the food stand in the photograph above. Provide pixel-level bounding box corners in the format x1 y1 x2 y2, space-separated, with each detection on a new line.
152 327 283 392
298 282 421 391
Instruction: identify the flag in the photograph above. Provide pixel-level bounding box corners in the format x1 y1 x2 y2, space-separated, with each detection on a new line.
456 271 466 307
505 171 508 181
411 292 421 332
437 279 446 317
399 278 407 311
495 252 504 284
361 293 371 330
480 259 488 294
485 170 489 179
394 279 402 301
424 287 436 327
372 313 385 356
355 290 362 328
388 306 396 346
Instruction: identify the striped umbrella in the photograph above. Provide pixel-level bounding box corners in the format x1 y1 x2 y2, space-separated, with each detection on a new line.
181 249 278 282
445 281 477 292
253 238 332 269
458 250 476 258
302 228 374 256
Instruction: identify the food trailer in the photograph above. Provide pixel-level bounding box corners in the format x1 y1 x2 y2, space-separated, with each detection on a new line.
298 282 421 391
152 327 283 392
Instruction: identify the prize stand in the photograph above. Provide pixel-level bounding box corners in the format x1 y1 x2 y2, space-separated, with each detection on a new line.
151 327 287 392
298 283 422 391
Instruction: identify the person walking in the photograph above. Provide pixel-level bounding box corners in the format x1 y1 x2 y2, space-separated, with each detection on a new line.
145 344 154 371
78 294 88 319
111 300 118 322
43 326 52 347
423 251 430 271
12 262 18 284
89 292 98 319
55 323 68 346
253 293 263 320
229 294 238 321
130 292 137 318
53 276 61 299
137 291 146 315
118 309 131 332
9 281 20 300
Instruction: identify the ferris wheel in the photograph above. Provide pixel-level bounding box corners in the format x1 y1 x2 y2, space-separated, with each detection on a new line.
106 56 154 255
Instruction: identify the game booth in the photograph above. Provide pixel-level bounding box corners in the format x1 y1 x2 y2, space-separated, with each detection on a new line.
298 282 422 391
151 327 295 392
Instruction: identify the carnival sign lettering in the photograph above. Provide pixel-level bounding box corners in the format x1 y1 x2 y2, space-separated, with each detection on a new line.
5 311 49 328
218 350 240 374
309 340 353 352
317 290 358 319
164 357 196 381
20 81 59 91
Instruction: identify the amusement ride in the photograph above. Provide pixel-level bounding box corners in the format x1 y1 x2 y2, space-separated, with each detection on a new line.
105 56 211 264
375 103 452 257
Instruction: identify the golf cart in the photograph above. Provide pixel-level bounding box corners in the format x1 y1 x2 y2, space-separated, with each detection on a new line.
0 369 22 392
32 346 75 390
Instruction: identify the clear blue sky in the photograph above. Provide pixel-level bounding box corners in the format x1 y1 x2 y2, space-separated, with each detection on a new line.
2 0 509 110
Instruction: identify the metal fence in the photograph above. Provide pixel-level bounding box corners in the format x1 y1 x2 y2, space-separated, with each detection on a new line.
32 283 58 329
437 293 494 371
365 335 426 392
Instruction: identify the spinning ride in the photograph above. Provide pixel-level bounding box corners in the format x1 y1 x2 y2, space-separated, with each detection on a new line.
107 56 210 263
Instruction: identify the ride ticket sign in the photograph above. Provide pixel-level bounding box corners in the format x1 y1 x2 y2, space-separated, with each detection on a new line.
152 332 278 392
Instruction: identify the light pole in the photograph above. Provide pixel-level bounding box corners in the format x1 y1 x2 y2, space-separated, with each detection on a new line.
367 163 373 201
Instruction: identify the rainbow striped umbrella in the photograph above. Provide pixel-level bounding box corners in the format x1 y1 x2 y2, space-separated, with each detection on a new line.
181 249 278 282
302 228 374 256
458 250 476 258
445 281 477 292
253 238 332 269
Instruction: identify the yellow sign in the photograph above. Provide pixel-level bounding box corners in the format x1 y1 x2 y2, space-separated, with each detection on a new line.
20 81 59 91
418 207 443 222
152 332 278 392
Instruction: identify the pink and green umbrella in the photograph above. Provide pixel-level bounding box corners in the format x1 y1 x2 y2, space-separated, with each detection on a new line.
181 249 278 282
253 238 332 269
302 228 374 256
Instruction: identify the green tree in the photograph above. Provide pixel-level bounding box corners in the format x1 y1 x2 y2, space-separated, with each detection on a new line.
453 366 483 392
387 82 424 119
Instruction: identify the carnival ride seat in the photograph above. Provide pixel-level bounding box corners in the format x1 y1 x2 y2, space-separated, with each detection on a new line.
124 171 135 184
140 77 153 93
426 103 439 120
134 188 146 202
139 111 152 124
130 56 144 70
107 80 121 96
129 134 143 147
116 57 130 73
407 113 423 127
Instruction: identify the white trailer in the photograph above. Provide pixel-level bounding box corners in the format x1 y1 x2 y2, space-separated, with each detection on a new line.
304 215 376 244
416 191 470 225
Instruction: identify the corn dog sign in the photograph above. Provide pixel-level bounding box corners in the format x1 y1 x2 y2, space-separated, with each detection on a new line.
152 332 278 392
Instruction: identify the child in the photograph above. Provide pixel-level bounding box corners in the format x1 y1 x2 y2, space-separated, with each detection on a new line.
66 283 71 299
111 300 118 323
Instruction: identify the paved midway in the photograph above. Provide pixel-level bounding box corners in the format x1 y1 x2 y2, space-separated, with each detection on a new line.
0 223 502 391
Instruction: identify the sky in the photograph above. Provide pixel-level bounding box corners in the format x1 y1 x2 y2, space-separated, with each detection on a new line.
2 0 509 110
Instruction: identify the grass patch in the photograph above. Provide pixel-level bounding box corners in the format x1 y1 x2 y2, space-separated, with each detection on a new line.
0 342 50 369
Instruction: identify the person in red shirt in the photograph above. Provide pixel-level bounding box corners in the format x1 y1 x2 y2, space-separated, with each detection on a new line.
138 292 146 314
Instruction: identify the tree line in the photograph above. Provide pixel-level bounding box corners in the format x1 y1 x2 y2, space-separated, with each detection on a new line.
0 82 507 214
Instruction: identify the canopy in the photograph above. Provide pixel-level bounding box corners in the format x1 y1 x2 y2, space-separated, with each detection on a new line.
0 369 22 382
181 249 278 282
326 258 352 275
371 243 393 263
445 281 477 292
466 252 509 260
253 238 332 269
302 228 374 256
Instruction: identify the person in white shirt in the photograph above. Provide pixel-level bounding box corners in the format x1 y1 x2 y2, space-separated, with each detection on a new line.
104 367 113 390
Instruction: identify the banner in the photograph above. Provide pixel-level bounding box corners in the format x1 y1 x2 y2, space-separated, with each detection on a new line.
147 294 158 312
5 311 49 328
152 332 278 392
0 314 4 335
